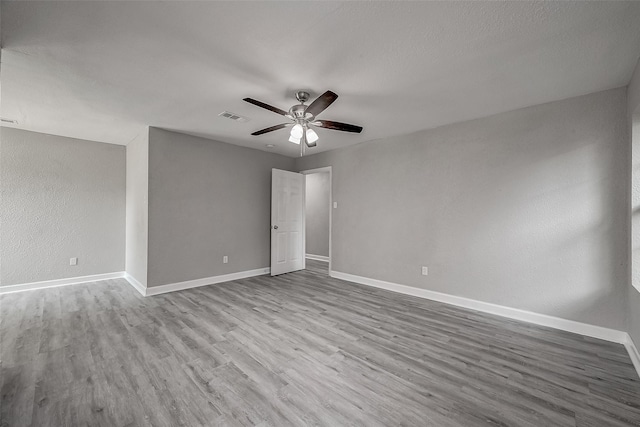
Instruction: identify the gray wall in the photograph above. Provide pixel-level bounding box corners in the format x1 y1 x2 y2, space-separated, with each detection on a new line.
305 172 330 258
0 128 125 286
125 129 149 286
296 88 628 331
147 127 294 287
628 58 640 348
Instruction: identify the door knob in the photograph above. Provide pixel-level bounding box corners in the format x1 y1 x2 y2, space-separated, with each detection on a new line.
273 225 278 229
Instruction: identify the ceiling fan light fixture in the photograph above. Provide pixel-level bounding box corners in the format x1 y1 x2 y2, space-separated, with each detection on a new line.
288 134 301 144
290 124 303 138
243 90 363 154
306 128 319 143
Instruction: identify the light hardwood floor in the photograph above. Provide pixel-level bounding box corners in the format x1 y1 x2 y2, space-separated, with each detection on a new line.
1 260 639 426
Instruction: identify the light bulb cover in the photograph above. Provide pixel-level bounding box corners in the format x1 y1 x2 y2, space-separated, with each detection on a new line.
306 128 319 143
289 135 301 144
290 124 304 138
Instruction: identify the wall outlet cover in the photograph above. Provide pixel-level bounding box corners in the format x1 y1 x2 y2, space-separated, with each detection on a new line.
421 266 428 276
70 257 78 266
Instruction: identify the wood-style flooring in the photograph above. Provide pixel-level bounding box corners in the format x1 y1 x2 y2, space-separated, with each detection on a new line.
1 260 639 426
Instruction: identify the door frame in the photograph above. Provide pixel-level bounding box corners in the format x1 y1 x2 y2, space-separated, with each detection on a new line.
300 166 333 275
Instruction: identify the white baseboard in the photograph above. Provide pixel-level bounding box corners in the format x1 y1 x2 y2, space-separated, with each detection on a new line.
124 273 146 296
139 267 271 296
331 270 640 378
0 271 125 295
306 254 329 262
330 271 629 344
625 335 640 379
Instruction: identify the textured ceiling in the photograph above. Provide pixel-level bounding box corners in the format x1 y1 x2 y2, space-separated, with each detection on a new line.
1 1 640 157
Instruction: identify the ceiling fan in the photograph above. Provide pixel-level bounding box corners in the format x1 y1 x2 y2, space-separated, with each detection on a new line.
243 90 363 148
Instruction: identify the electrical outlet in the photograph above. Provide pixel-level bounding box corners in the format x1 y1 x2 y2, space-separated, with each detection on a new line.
421 266 428 276
333 201 338 209
70 257 78 266
223 255 228 264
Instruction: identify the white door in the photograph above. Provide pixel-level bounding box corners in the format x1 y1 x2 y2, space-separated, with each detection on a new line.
271 169 305 276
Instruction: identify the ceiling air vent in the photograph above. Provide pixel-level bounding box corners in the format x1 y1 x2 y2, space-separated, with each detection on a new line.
218 111 249 122
0 118 18 124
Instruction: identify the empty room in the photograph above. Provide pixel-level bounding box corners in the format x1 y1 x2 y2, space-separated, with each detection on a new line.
2 1 640 426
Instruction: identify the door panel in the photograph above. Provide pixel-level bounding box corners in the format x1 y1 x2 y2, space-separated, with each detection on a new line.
289 232 300 261
271 169 305 275
276 233 287 263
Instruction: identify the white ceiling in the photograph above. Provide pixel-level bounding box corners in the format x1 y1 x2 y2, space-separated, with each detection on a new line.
1 1 640 157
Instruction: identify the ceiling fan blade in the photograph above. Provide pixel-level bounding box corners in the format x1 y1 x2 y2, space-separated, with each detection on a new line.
314 120 363 133
243 98 289 116
251 123 291 136
305 91 338 117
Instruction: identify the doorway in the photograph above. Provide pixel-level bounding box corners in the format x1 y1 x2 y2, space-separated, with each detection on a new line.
301 167 332 276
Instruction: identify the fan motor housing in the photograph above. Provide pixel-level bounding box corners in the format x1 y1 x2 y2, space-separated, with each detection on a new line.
289 104 312 120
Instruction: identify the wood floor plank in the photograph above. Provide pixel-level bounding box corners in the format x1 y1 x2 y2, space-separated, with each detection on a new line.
1 259 639 426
